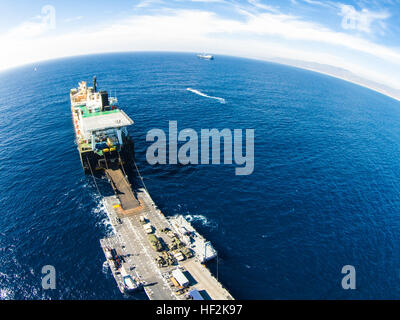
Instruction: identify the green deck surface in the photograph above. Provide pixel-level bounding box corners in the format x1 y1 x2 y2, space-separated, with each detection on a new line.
77 105 120 118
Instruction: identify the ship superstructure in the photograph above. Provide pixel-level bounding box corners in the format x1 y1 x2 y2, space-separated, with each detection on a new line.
70 77 134 173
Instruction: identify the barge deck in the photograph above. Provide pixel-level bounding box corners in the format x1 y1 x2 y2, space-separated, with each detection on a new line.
100 169 233 300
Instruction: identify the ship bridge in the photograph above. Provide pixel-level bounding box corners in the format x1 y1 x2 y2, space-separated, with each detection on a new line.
79 109 134 153
71 77 135 174
80 109 133 136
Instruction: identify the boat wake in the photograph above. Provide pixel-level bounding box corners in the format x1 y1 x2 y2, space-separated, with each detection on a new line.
184 214 218 230
186 88 226 104
92 199 113 236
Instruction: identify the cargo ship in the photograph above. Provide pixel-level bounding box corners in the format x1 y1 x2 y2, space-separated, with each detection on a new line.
70 77 134 174
71 77 233 299
197 53 214 60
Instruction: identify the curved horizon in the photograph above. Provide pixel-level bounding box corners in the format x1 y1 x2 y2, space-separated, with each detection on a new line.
2 50 399 103
1 1 400 101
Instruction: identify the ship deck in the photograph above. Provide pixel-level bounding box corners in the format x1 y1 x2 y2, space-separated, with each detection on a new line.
100 169 233 300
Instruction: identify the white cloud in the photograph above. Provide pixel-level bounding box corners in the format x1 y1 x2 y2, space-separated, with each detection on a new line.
189 0 226 2
8 20 50 38
64 16 84 23
1 7 400 92
247 0 280 13
303 0 327 6
301 0 333 8
6 5 56 38
339 4 389 33
135 0 164 8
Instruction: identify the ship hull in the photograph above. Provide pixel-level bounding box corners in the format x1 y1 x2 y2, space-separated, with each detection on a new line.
78 137 135 174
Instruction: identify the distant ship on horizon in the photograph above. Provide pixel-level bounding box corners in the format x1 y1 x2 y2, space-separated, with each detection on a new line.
197 53 214 60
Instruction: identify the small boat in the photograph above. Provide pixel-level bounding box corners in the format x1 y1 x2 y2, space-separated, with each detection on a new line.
122 274 141 293
197 53 214 60
121 266 141 292
102 261 109 274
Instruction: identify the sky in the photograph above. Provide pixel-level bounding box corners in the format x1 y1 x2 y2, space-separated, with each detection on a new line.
1 0 400 93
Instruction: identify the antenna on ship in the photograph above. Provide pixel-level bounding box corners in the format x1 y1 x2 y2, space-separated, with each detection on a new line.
93 76 97 93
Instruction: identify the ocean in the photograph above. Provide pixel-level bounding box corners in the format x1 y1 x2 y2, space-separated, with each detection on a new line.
1 52 400 299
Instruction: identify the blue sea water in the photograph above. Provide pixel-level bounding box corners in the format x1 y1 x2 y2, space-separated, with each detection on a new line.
1 52 400 299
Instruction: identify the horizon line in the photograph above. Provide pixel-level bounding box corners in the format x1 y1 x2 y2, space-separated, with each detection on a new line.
1 50 399 104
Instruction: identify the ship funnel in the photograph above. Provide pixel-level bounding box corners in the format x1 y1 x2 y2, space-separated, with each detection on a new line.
93 76 97 93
